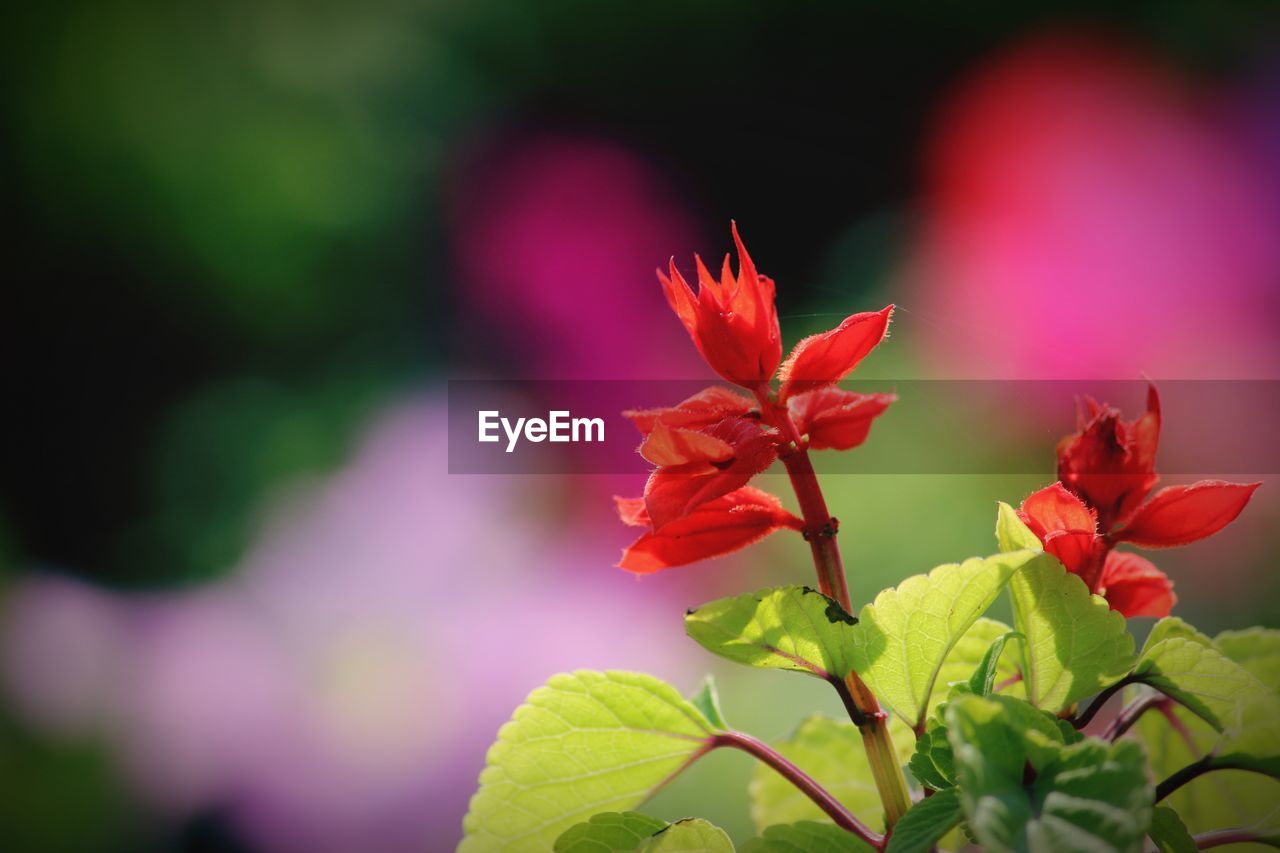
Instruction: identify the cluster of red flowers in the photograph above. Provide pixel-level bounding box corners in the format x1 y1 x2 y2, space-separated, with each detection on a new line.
615 224 894 572
1018 386 1260 618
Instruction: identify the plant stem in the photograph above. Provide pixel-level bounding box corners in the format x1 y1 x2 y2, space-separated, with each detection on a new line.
1193 828 1266 849
712 731 884 848
1155 756 1213 802
1073 676 1135 730
1101 694 1164 741
753 386 912 830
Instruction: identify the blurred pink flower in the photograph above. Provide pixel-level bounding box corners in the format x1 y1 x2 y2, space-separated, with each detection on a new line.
449 132 705 379
2 396 700 852
908 34 1280 379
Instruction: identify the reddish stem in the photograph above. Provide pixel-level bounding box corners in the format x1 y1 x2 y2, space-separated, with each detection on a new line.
712 731 884 848
1101 694 1164 741
1194 828 1267 849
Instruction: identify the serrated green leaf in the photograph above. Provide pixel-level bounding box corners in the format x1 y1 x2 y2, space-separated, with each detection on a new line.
1008 556 1134 711
996 501 1042 553
461 671 716 852
1148 806 1196 853
750 715 914 833
1215 628 1280 692
908 693 1079 792
908 717 955 791
1140 617 1214 657
690 676 730 730
1135 634 1271 731
643 818 734 852
845 551 1043 728
741 821 871 852
968 631 1024 697
555 812 670 852
947 694 1153 853
884 788 963 853
685 586 857 681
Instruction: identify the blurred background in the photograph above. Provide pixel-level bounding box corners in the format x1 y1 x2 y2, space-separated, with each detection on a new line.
3 2 1280 850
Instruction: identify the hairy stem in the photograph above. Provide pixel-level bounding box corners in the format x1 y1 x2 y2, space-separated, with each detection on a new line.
753 385 912 830
712 731 884 848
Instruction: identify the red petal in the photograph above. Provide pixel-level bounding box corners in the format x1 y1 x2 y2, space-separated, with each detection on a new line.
1017 483 1098 537
614 496 650 528
657 260 698 338
638 421 736 466
1040 529 1105 583
643 418 778 529
618 487 801 573
624 387 755 435
787 388 896 451
1097 551 1176 618
777 305 893 400
1111 481 1261 548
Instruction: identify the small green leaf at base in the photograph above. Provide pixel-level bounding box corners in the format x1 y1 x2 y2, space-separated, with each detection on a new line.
742 822 871 852
644 819 734 852
968 631 1024 697
690 676 730 730
1148 806 1197 853
884 788 963 853
461 671 716 852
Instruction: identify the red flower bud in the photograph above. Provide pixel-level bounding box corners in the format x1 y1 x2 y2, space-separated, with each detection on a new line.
1096 551 1176 619
1056 385 1161 530
658 223 782 388
1017 483 1107 590
623 386 755 435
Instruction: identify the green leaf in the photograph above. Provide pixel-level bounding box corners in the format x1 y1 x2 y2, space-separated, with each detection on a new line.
844 551 1045 727
908 717 955 791
461 671 716 852
947 694 1154 853
1147 806 1196 853
685 586 857 681
750 715 914 833
1134 696 1280 841
907 693 1079 792
1215 628 1280 692
995 501 1042 552
555 812 670 852
643 819 734 852
968 631 1024 697
1008 555 1134 711
1134 634 1270 731
884 788 963 853
741 822 871 852
1212 689 1280 779
933 617 1025 711
690 676 730 730
1140 617 1214 657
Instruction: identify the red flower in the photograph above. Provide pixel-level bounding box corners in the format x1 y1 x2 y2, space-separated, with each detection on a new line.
1020 384 1261 618
616 224 894 572
658 222 782 388
615 487 803 573
1056 385 1161 531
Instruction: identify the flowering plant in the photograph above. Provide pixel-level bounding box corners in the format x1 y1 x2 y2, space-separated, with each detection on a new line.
460 226 1276 852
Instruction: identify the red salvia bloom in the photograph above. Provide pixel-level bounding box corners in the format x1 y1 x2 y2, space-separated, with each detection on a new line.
658 222 783 388
615 224 895 572
1022 384 1260 618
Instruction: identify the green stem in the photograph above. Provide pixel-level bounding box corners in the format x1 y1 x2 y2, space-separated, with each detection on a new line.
754 385 912 830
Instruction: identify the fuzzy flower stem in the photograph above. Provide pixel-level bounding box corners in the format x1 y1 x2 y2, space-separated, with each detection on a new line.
753 383 912 830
